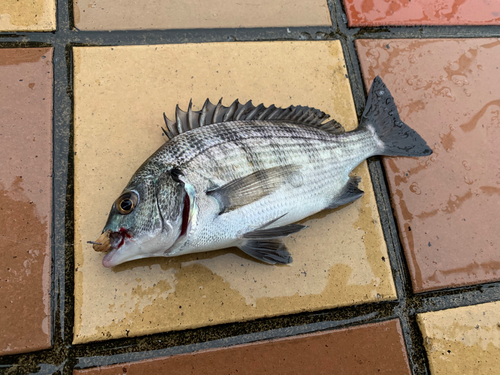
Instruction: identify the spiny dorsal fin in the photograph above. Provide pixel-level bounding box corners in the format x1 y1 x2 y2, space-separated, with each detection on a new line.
162 99 345 140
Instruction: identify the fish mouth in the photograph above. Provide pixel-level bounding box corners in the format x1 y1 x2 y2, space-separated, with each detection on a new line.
101 228 133 268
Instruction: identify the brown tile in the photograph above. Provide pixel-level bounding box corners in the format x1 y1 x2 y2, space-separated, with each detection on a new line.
73 0 331 30
73 41 396 344
0 48 53 355
356 39 500 292
74 319 411 375
418 302 500 375
343 0 500 27
0 0 56 31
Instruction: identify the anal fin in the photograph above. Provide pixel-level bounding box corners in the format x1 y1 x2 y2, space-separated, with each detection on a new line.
328 176 364 209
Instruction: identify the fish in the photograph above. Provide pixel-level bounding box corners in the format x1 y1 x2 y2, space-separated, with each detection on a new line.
92 76 432 268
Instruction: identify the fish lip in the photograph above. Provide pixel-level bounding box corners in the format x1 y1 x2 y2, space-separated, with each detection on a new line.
102 247 119 268
102 228 133 268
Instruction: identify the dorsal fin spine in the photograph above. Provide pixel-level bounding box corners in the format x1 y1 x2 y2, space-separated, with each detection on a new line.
223 99 238 121
175 105 183 134
186 100 194 130
199 99 210 126
213 99 224 123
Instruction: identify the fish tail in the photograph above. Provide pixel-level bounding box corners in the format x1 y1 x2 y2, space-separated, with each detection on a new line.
360 76 432 157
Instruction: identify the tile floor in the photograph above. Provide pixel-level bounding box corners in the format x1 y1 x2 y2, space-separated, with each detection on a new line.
343 0 500 27
0 0 56 31
0 48 53 356
73 0 332 30
73 41 395 344
74 320 411 375
418 301 500 374
1 0 499 374
356 38 500 293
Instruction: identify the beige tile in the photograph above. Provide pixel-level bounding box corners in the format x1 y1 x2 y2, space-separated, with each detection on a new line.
418 302 500 375
0 0 56 31
73 0 331 30
73 41 397 344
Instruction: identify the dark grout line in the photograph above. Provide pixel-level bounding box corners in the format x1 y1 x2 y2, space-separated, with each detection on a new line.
416 282 500 312
1 25 500 46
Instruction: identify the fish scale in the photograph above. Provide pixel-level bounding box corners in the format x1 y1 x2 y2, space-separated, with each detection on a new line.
95 77 433 268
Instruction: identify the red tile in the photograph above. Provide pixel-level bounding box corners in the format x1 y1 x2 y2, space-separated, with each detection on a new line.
74 319 411 375
356 39 500 292
0 48 53 355
343 0 500 27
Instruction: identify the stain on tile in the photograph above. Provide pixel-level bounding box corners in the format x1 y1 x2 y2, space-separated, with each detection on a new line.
418 302 500 374
74 319 411 374
0 0 56 31
343 0 500 27
73 41 397 343
356 39 500 293
72 0 331 30
0 48 53 355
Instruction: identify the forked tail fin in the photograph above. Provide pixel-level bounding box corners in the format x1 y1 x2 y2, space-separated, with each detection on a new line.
360 76 433 157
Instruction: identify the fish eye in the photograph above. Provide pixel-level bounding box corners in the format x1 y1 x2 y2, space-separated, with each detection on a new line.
115 191 139 215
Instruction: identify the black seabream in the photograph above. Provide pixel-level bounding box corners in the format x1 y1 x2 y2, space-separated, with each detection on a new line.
92 77 432 268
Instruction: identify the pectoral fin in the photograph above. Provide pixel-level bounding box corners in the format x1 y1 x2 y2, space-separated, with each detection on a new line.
207 165 300 214
327 176 364 209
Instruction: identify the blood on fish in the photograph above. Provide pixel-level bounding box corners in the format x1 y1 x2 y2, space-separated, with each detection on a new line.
180 194 190 237
116 227 132 249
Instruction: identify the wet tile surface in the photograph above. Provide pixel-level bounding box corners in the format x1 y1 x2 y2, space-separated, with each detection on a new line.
74 319 410 374
0 48 53 355
418 302 500 374
73 0 331 30
343 0 500 27
356 39 500 292
0 0 56 31
73 41 397 344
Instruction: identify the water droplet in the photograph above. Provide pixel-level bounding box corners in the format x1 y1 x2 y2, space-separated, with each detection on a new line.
464 176 474 185
409 182 421 195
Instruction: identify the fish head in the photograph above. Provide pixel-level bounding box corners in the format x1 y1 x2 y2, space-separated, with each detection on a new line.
99 175 185 268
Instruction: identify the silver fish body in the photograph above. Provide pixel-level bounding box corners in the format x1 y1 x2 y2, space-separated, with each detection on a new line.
97 77 432 267
161 121 372 252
